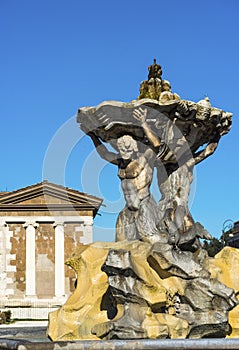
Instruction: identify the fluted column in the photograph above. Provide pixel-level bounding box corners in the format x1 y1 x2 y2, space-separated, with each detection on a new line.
24 222 38 297
53 222 65 297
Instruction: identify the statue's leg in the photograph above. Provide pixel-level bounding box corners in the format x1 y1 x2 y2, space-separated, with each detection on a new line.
174 165 194 230
158 163 195 235
135 196 162 244
156 162 172 220
116 207 139 241
174 205 188 233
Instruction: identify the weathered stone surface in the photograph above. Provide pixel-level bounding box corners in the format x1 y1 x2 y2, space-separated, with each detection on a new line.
47 242 111 340
47 243 238 341
206 247 239 338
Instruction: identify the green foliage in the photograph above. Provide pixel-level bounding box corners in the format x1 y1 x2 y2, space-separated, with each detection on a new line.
0 310 12 324
203 238 224 257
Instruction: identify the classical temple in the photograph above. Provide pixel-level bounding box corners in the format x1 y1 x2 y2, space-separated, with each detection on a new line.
0 180 102 319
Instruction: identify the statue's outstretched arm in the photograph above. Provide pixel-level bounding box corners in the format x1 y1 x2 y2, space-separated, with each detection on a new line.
133 107 161 148
88 132 119 165
194 133 220 165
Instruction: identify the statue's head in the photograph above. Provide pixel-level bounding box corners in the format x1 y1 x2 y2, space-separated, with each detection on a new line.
117 135 138 160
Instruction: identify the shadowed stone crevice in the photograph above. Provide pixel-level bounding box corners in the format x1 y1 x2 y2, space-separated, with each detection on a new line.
100 287 118 320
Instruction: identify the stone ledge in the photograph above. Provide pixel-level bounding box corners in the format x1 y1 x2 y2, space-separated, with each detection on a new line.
0 299 65 308
1 338 239 350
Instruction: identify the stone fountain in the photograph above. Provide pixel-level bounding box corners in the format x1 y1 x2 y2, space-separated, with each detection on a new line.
47 60 239 342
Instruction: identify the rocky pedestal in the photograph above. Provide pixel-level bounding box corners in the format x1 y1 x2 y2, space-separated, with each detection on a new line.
47 242 239 341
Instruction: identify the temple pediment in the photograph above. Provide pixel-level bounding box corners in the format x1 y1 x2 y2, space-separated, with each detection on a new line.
0 181 103 216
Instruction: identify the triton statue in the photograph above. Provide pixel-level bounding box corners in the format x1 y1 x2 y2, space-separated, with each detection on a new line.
47 61 238 341
77 60 231 251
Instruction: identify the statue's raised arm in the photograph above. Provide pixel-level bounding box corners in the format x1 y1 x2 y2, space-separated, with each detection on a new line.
132 107 161 149
88 132 119 165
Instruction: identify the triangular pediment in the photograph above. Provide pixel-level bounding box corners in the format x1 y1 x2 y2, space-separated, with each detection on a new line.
0 181 103 209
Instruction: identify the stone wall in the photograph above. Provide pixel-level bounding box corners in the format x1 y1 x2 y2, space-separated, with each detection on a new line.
9 223 26 297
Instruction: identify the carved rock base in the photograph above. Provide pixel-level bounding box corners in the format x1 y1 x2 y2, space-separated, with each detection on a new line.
47 242 239 341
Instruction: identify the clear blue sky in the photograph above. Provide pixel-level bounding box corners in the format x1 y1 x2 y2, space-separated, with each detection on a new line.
1 0 238 241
